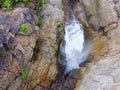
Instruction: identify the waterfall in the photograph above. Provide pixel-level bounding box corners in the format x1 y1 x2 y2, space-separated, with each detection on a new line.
64 16 85 72
57 1 91 74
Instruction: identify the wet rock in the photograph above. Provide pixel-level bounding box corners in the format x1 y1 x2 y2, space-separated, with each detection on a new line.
51 69 80 90
73 0 120 90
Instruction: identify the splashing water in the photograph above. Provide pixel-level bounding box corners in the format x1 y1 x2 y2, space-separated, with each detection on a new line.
64 18 84 72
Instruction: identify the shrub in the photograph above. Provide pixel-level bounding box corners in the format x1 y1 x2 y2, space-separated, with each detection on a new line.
37 17 43 27
2 0 12 9
32 48 39 60
13 0 20 3
0 0 30 9
38 0 44 7
20 24 28 33
20 68 28 80
22 0 29 3
13 0 29 3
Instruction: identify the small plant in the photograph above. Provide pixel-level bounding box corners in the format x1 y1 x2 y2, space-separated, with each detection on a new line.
33 0 44 15
2 0 12 9
0 48 5 57
37 17 43 27
13 0 29 3
0 0 30 9
13 0 19 3
22 0 29 3
32 48 39 59
20 68 28 80
20 24 28 33
51 45 57 52
38 0 44 7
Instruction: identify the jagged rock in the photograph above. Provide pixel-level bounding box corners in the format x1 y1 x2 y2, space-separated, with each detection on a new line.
15 35 30 46
0 7 38 90
49 0 63 9
1 0 120 90
73 0 120 90
18 1 64 90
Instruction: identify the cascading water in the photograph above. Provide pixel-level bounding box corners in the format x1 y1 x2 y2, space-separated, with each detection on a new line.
58 10 91 75
57 0 91 75
64 15 84 72
51 1 91 89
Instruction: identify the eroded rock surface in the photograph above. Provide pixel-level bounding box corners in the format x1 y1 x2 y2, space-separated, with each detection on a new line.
0 8 38 90
17 0 64 90
74 0 120 90
1 0 120 90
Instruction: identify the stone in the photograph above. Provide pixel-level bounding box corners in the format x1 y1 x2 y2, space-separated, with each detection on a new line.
73 0 120 90
18 2 64 90
15 43 25 54
15 35 29 46
29 36 36 48
2 0 120 90
49 0 63 9
23 46 33 61
0 8 38 90
7 78 22 90
0 24 6 30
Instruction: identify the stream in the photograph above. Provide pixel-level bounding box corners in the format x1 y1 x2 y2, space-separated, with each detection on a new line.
57 10 90 75
50 1 92 89
64 16 85 73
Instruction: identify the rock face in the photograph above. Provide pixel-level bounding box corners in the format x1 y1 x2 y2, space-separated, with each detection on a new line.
17 0 64 90
73 0 120 90
0 8 38 90
1 0 120 90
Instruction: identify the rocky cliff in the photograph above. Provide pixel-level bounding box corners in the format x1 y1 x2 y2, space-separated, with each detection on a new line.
0 0 120 90
74 0 120 90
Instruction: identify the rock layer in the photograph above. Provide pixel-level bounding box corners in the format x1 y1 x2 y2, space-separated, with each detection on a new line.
0 8 38 90
74 0 120 90
1 0 120 90
18 1 64 90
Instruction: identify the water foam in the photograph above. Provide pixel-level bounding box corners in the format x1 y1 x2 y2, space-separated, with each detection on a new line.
64 19 84 72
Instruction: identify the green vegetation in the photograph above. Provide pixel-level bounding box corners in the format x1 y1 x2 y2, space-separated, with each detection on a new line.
0 0 29 9
37 17 43 27
0 48 5 57
13 0 29 3
51 45 57 52
1 0 12 9
59 53 64 60
20 68 28 80
38 0 44 7
33 0 44 15
22 0 29 3
20 24 28 33
13 0 19 3
32 48 39 60
57 23 63 29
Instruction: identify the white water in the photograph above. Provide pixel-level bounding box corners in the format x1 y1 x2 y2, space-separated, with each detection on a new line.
64 17 84 72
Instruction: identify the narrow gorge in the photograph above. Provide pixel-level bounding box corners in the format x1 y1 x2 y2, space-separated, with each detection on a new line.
0 0 120 90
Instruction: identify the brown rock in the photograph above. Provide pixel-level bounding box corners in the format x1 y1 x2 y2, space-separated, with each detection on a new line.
18 2 64 90
15 35 29 46
0 7 38 90
29 36 36 48
23 46 33 61
49 0 63 9
73 0 120 90
15 43 25 54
